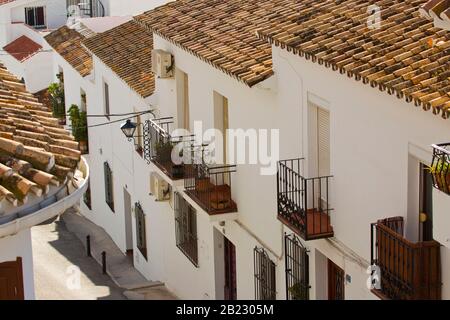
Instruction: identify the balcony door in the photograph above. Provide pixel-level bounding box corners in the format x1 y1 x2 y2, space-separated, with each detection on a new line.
419 163 433 242
224 237 237 300
0 258 24 300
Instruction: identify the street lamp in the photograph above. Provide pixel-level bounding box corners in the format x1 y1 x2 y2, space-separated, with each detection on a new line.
120 119 138 141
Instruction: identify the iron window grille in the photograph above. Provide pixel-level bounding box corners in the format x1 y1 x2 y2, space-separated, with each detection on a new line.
135 202 147 260
254 247 276 300
174 192 198 267
104 161 114 212
284 233 310 300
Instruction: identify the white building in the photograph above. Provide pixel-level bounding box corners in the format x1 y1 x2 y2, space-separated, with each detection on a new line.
0 63 89 300
55 0 450 301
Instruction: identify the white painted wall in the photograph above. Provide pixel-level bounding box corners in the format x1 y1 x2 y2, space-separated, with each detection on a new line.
10 0 67 29
272 45 450 299
0 229 35 300
105 0 172 16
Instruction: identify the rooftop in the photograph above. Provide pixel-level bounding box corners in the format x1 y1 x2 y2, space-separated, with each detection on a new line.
0 63 81 209
3 35 42 62
83 20 155 98
256 0 450 119
135 0 275 87
44 26 93 77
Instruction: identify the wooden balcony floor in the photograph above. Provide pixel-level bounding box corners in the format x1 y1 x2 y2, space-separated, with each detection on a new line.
186 179 237 215
306 209 334 239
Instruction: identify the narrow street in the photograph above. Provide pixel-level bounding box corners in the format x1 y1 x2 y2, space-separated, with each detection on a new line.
31 217 126 300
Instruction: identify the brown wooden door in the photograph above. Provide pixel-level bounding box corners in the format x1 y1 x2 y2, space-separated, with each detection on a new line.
0 257 25 300
420 163 434 242
328 259 344 300
224 238 237 300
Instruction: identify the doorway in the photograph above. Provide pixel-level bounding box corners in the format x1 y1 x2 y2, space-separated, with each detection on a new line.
0 257 24 300
419 163 434 242
123 188 133 260
224 237 237 300
327 259 344 300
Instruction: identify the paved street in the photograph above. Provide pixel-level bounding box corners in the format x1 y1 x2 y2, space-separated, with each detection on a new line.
31 217 126 300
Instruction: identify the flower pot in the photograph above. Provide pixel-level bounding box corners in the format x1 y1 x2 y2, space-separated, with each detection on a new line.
79 140 88 154
171 164 184 179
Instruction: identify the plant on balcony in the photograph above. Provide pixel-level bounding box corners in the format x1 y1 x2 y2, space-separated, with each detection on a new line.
48 82 66 124
429 159 450 193
155 139 173 163
288 283 308 300
68 104 88 153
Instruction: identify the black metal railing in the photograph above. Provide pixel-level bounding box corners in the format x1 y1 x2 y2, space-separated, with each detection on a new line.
184 149 237 214
254 247 276 300
67 0 105 18
174 192 198 267
143 117 194 180
277 158 333 241
284 233 309 300
370 217 441 300
431 143 450 195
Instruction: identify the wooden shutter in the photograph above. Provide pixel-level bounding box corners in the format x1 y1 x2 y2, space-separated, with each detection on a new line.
104 82 110 118
317 108 330 177
36 7 45 27
0 258 24 300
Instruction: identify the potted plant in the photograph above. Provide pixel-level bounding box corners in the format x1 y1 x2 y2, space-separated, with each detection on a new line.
68 104 89 153
48 82 66 125
429 159 450 194
288 283 308 300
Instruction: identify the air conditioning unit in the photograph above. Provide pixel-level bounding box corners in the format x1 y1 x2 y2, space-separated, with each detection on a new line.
150 174 171 201
151 49 174 78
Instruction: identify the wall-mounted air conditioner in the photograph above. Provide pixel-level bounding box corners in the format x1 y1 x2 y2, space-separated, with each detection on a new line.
150 174 171 201
151 49 174 78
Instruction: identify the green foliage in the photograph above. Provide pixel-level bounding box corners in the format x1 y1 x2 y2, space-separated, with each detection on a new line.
68 104 88 142
48 81 65 119
429 158 450 193
288 283 308 300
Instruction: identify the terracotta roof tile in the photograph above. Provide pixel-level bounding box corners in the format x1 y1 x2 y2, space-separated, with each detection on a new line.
44 26 93 77
256 0 450 119
135 0 276 87
3 35 42 62
0 63 80 207
0 0 15 5
83 20 155 98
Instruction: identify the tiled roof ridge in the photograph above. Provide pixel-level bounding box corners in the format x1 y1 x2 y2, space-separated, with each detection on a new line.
44 26 93 77
0 64 80 207
135 0 276 87
82 20 155 98
256 0 450 119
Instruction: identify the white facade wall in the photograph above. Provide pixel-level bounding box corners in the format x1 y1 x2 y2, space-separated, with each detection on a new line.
0 229 35 300
271 45 450 299
10 0 67 29
105 0 172 16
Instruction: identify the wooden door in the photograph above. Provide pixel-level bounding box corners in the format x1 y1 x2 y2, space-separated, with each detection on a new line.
420 163 434 242
224 238 237 300
328 259 344 300
0 257 25 300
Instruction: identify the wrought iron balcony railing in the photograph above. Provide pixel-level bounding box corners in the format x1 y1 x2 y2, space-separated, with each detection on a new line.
67 0 105 18
277 158 333 241
143 117 194 180
371 217 441 300
184 151 237 214
431 143 450 195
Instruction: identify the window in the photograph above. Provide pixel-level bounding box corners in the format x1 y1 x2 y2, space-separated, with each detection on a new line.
103 82 110 119
174 192 198 266
214 92 229 164
176 70 190 130
254 247 276 300
83 182 92 210
104 162 114 212
135 202 147 260
284 234 309 300
25 7 46 28
80 88 87 112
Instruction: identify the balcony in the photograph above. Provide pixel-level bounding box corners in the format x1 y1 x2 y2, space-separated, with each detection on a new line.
277 158 334 241
143 117 194 180
371 217 441 300
184 157 237 215
67 0 105 18
431 143 450 195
